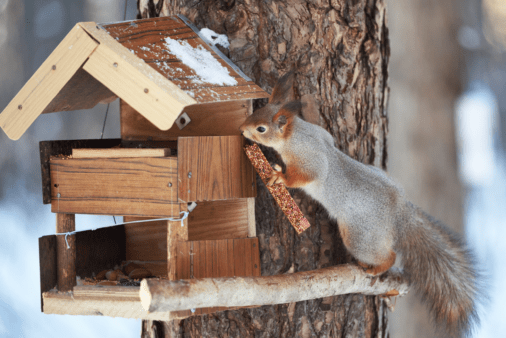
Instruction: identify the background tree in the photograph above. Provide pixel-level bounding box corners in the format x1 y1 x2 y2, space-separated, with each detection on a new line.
139 0 391 337
386 0 464 337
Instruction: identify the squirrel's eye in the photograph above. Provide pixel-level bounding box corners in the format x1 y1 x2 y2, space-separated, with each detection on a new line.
256 126 266 133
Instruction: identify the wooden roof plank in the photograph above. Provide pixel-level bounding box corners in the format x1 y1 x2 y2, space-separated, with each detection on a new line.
0 24 99 140
100 16 269 103
79 22 196 131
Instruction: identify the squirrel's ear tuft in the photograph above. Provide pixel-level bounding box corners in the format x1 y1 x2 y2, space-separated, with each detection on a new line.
269 71 295 105
280 101 304 116
275 114 288 127
273 108 294 128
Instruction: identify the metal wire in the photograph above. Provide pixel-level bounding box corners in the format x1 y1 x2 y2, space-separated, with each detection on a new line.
99 103 110 139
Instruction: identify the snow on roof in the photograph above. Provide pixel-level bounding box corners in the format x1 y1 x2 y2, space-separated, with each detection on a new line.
164 36 237 86
199 28 230 49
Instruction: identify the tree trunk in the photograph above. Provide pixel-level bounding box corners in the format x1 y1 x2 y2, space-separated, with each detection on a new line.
139 0 390 336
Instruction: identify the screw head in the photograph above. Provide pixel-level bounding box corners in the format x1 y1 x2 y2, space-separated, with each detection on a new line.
188 172 192 178
168 182 172 187
57 193 61 198
52 65 56 70
144 88 149 93
17 105 22 110
113 62 118 67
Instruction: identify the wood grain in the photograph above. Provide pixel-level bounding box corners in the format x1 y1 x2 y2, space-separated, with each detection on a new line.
187 199 250 241
124 218 168 261
50 156 179 217
40 139 122 204
42 289 181 320
175 238 260 281
73 285 140 301
120 99 252 141
0 24 98 140
72 148 170 158
178 136 256 202
101 17 269 104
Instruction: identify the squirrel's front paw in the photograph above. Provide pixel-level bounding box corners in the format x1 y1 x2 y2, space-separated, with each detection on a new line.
267 164 286 186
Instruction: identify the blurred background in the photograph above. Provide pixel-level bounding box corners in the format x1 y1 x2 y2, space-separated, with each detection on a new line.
0 0 141 336
0 0 505 337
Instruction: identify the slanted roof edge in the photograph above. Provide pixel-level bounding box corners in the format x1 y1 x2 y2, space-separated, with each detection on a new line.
0 24 99 140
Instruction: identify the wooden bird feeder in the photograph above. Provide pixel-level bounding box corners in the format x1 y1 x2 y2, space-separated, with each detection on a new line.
0 15 270 320
2 15 409 321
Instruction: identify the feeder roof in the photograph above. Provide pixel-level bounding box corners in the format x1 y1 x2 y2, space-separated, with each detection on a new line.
0 15 269 140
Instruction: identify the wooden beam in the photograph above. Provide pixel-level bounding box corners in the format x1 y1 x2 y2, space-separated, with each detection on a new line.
120 100 252 141
140 265 409 313
50 156 179 217
74 285 140 301
56 214 76 292
72 148 170 158
42 287 183 320
0 24 99 140
168 204 189 281
79 22 196 131
40 139 122 204
247 197 256 237
39 235 57 312
178 136 256 202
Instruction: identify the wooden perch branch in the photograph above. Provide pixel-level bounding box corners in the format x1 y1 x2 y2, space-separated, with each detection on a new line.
140 264 409 313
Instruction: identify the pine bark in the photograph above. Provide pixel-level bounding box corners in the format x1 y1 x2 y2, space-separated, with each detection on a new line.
139 0 390 336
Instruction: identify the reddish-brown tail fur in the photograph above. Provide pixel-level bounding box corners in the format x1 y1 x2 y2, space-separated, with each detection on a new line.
398 202 481 337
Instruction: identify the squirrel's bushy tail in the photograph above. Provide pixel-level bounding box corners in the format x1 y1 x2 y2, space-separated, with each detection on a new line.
398 202 480 336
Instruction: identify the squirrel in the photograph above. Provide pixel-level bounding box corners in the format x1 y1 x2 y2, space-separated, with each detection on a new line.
240 71 480 336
